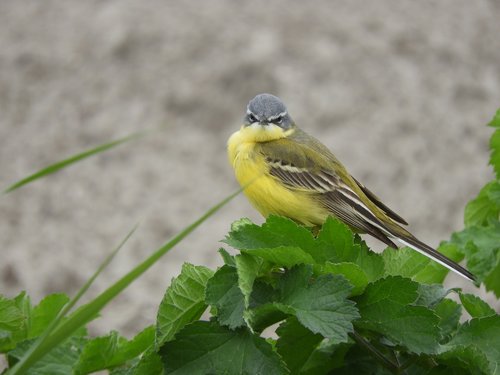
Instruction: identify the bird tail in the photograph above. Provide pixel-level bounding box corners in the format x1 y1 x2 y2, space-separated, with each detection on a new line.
396 236 476 282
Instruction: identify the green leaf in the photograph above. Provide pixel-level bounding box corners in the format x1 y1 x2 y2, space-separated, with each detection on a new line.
444 316 500 375
224 216 316 253
74 326 154 374
242 246 316 268
128 350 164 375
205 265 246 329
451 222 500 291
415 284 448 307
3 132 145 193
276 317 344 375
382 246 429 277
319 262 369 295
318 219 384 282
156 263 213 347
274 265 359 343
159 321 288 375
438 345 491 375
0 294 26 333
245 282 285 332
434 298 462 338
355 276 441 354
7 336 87 375
488 109 500 178
218 248 235 267
0 293 31 352
490 108 500 128
317 217 360 262
29 294 69 338
234 253 268 306
458 292 496 318
464 181 500 227
484 255 500 298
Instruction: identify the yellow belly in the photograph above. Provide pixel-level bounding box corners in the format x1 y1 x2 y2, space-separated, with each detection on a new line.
227 128 329 226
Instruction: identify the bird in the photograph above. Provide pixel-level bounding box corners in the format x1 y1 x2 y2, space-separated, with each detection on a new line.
227 93 475 282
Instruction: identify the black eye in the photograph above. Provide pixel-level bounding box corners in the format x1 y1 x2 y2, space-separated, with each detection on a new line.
248 113 257 123
274 116 283 124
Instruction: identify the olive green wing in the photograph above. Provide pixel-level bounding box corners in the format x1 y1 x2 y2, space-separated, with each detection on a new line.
255 135 400 248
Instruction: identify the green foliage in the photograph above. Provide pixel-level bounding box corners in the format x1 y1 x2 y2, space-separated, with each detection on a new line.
156 264 214 346
1 109 500 374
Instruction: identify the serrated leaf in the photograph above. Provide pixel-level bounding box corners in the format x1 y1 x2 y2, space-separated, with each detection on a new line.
128 350 163 375
458 292 496 318
489 109 500 178
484 256 500 298
29 294 70 338
74 326 154 374
245 281 285 332
0 293 31 352
465 181 500 227
156 263 213 347
224 216 316 253
242 246 317 268
7 335 87 374
319 219 384 281
276 317 344 375
217 248 235 266
434 298 462 338
276 317 324 373
438 345 491 375
317 217 359 262
159 320 288 375
275 266 359 343
235 253 268 306
451 223 500 291
355 276 441 354
320 262 369 295
0 295 26 332
415 284 448 307
382 247 430 279
444 316 500 375
205 265 246 329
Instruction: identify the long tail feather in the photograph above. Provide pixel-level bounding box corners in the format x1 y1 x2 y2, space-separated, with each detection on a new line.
397 237 476 282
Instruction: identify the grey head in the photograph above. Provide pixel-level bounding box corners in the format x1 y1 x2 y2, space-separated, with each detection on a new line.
244 93 294 130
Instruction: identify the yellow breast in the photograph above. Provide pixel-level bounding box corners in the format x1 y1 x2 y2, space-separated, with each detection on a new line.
227 125 329 226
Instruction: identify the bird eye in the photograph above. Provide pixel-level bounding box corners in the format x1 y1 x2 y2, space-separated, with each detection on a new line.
274 116 283 124
247 113 257 123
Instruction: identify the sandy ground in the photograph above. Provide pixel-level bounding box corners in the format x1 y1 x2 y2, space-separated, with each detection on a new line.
1 1 499 339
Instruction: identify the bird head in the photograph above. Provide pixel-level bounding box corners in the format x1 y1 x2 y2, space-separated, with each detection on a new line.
244 94 295 131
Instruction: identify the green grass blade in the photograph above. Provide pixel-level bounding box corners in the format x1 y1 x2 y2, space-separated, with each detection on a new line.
7 187 242 374
7 225 138 375
3 132 145 194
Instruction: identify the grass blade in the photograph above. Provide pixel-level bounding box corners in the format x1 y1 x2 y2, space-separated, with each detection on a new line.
3 132 145 194
7 187 242 374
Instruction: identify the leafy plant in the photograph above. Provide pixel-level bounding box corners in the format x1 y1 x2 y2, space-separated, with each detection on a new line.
1 110 499 374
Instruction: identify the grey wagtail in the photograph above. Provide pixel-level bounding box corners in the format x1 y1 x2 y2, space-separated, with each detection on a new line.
227 93 475 282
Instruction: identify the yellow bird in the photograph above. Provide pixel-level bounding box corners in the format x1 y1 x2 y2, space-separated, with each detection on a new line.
228 93 475 281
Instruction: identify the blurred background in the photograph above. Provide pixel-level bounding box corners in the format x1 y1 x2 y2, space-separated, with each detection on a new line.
1 1 499 337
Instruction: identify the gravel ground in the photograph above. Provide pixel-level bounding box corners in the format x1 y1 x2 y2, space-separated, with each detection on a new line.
1 1 499 338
